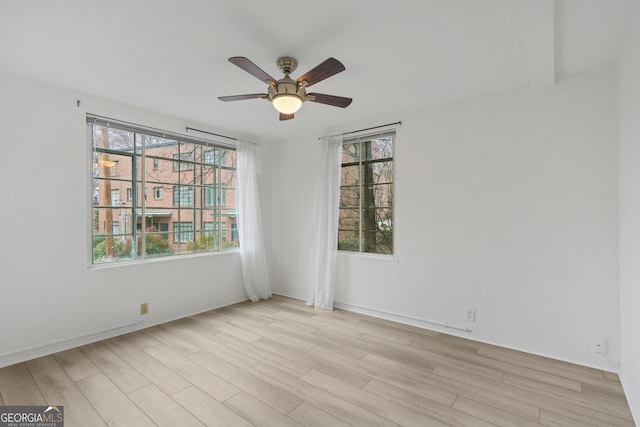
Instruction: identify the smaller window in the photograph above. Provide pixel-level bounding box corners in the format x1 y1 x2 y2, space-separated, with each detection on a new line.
204 150 226 166
204 222 215 235
153 158 159 170
174 222 194 242
173 152 194 171
204 150 214 165
205 185 226 206
110 189 120 206
173 185 193 206
153 186 163 200
126 188 132 201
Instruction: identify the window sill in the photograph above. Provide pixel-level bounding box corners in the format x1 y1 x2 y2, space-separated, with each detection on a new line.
85 249 240 272
337 251 399 263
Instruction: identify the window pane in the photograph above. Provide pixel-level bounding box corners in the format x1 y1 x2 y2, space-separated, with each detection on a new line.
143 230 172 258
338 230 360 252
373 231 393 254
342 143 359 163
93 153 131 179
338 208 360 230
339 187 359 208
92 126 135 151
340 165 360 187
372 183 393 208
203 149 227 166
147 157 173 180
371 161 393 184
173 152 194 171
367 137 394 160
221 208 239 249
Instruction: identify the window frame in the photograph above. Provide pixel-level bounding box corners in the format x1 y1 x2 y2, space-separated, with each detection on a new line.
338 130 395 256
87 115 238 267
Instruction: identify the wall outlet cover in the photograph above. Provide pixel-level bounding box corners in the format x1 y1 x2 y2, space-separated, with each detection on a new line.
465 308 476 322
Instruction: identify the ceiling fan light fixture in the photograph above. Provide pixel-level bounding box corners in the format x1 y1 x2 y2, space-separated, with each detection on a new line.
219 56 351 121
272 94 302 114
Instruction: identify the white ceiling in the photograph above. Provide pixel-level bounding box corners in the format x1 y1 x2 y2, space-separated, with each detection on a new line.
0 0 636 142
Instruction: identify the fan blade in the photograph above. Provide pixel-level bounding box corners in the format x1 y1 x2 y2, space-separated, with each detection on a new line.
297 58 345 87
279 113 295 121
218 93 267 102
228 57 277 85
307 93 352 108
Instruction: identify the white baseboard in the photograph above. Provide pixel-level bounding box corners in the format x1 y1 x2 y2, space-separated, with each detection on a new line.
0 320 144 368
273 293 618 374
0 297 249 368
333 300 473 334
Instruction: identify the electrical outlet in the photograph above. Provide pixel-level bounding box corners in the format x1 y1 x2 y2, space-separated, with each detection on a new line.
592 337 606 354
465 308 476 322
140 303 149 315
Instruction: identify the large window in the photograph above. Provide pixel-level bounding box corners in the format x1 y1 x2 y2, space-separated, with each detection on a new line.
89 116 238 265
338 131 395 254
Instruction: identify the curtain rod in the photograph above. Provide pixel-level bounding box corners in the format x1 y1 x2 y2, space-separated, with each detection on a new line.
186 126 237 141
86 113 237 149
319 121 401 140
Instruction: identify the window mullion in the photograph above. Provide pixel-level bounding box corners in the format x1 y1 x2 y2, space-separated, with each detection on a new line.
140 133 146 258
358 140 364 253
216 149 221 251
191 145 196 243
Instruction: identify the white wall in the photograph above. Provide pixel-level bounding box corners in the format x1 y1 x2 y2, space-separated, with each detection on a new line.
270 68 620 370
618 6 640 422
0 61 627 408
0 72 248 367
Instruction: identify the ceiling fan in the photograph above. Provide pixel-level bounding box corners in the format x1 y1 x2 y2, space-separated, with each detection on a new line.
218 56 352 121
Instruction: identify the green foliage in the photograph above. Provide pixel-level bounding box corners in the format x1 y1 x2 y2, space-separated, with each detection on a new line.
143 234 171 255
92 235 131 260
338 237 359 251
92 236 107 260
187 233 214 252
223 240 239 249
92 233 171 261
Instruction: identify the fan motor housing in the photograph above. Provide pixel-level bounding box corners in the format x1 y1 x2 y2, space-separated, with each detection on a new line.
267 75 306 101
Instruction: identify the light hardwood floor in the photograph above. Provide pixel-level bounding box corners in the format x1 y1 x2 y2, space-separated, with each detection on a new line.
0 295 634 426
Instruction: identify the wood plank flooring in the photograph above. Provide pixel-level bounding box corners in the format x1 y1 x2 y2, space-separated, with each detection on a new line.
0 295 634 426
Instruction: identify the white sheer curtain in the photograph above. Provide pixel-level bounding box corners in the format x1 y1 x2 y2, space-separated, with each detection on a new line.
236 140 272 302
307 134 343 311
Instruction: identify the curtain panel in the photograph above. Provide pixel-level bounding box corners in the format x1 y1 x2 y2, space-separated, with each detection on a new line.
236 140 272 302
307 134 343 311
